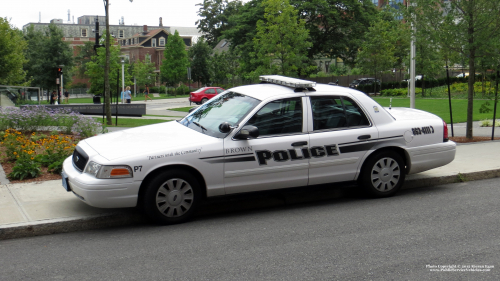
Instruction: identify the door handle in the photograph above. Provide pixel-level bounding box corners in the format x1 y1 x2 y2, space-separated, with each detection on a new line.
358 135 371 140
291 141 308 147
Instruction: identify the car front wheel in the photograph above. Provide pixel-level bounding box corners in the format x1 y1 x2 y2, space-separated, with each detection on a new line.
143 169 201 224
359 150 405 198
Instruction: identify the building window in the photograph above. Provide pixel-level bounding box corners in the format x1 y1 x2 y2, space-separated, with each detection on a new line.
145 54 151 62
81 28 88 37
325 61 330 73
119 30 124 38
159 37 165 46
152 38 156 47
183 38 192 46
372 0 378 5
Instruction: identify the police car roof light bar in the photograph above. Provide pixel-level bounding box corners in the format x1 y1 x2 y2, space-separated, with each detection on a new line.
259 75 316 91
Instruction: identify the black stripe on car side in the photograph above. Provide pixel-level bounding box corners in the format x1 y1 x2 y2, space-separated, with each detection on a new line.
338 135 404 146
338 136 405 154
204 156 256 164
199 153 254 160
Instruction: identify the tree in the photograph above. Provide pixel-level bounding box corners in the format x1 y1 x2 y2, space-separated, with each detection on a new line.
356 18 397 86
188 38 212 85
253 0 312 76
210 49 239 85
23 23 74 91
74 41 95 79
132 57 156 89
196 0 243 47
405 0 500 139
0 17 27 85
85 38 131 98
161 30 189 87
223 0 266 76
290 0 379 66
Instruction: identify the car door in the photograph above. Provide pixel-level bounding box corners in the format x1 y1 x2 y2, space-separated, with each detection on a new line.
205 88 216 99
307 95 378 185
223 97 310 194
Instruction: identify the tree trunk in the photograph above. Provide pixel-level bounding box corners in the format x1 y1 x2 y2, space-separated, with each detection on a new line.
466 16 475 139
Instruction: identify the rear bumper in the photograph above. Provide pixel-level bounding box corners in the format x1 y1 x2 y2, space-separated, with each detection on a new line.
407 141 456 174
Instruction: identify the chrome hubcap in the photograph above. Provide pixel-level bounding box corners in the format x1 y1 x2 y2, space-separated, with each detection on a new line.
371 157 400 192
156 178 194 217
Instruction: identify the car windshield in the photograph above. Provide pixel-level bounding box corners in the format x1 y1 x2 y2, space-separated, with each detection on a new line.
179 91 261 138
193 87 206 93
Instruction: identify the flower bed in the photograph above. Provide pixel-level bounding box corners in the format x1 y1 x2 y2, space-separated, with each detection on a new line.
0 106 103 182
1 129 78 180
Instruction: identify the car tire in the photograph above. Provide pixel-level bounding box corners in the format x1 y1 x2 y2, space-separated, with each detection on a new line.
359 150 405 198
201 98 208 104
143 169 201 224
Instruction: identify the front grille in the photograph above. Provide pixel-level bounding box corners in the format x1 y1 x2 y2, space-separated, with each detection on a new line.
72 147 89 172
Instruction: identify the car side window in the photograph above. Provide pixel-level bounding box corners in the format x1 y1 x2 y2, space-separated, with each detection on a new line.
206 89 216 94
245 98 303 136
310 96 369 130
216 89 224 94
342 97 370 127
310 96 347 130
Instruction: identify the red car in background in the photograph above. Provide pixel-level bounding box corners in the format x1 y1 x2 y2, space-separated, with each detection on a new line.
189 87 225 104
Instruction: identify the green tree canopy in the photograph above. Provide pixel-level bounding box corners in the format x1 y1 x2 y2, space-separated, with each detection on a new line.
132 56 156 88
161 30 189 87
196 0 244 47
0 17 27 85
85 37 131 96
23 23 74 91
189 38 212 85
356 18 397 81
405 0 500 139
74 41 95 79
253 0 312 76
291 0 379 65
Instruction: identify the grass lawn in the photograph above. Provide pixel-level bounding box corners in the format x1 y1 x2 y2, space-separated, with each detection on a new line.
94 118 172 127
373 97 499 124
169 106 196 112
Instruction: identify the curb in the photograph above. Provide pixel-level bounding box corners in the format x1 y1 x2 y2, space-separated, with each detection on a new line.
1 169 499 240
0 212 144 240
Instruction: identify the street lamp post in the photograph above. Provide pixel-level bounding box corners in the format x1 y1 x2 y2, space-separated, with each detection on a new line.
121 58 125 104
102 0 133 125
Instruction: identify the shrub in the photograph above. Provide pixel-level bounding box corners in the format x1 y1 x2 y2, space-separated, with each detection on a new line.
0 106 102 137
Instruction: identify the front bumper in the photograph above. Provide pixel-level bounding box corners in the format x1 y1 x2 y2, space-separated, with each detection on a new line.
62 157 141 208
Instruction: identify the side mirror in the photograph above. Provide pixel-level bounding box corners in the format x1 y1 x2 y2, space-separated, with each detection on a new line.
235 125 259 140
219 122 233 133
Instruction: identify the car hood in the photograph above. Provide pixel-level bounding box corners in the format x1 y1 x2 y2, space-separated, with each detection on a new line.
83 121 214 161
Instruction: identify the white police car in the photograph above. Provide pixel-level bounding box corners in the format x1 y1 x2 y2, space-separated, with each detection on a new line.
62 75 456 224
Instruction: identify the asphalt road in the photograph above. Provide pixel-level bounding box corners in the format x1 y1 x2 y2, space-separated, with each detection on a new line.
1 179 499 280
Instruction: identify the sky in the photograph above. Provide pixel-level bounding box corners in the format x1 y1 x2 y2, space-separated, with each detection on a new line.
2 0 203 29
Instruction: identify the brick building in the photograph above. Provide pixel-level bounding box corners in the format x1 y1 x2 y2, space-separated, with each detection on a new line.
23 16 201 87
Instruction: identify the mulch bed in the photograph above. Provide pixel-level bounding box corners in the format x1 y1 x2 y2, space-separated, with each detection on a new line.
1 161 61 184
449 136 500 143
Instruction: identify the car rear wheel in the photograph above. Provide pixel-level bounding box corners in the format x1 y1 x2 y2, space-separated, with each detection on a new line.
143 169 201 224
201 98 208 104
359 150 405 198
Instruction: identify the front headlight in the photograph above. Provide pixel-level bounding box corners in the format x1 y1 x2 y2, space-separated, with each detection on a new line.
84 161 133 179
84 161 102 176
